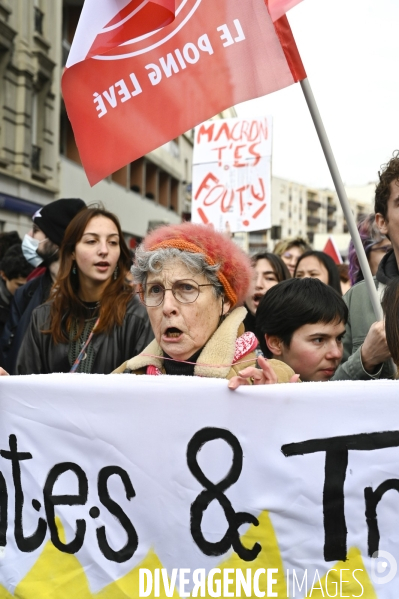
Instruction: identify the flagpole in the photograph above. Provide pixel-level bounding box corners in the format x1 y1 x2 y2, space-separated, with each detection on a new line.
300 77 383 320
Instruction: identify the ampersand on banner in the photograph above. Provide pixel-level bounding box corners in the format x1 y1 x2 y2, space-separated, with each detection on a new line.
187 427 261 561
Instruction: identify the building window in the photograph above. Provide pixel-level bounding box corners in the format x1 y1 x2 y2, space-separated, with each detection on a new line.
145 160 157 200
162 138 180 158
34 6 44 35
31 145 41 172
130 158 144 194
170 178 179 211
60 101 81 165
31 91 41 172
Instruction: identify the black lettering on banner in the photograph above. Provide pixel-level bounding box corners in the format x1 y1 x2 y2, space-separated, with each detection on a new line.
1 434 47 552
0 472 7 547
96 466 138 563
43 462 88 554
365 479 399 556
282 430 399 562
187 427 261 561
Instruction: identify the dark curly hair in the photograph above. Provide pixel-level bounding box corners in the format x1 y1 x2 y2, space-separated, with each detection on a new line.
375 150 399 219
382 278 399 366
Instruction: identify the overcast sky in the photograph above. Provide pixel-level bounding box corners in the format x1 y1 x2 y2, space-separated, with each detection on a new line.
235 0 399 189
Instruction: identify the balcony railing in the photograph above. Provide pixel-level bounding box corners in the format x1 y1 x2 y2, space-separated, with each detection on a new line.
327 219 337 229
307 215 321 227
327 204 337 214
307 199 321 211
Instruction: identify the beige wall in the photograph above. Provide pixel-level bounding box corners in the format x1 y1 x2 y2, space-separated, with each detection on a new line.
0 0 60 188
60 157 182 239
0 0 197 239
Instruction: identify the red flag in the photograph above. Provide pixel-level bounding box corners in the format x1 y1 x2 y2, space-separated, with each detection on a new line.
62 0 306 186
323 236 343 265
267 0 304 22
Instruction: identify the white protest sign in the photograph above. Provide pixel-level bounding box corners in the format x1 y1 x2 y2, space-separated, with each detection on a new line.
0 374 399 598
192 117 272 233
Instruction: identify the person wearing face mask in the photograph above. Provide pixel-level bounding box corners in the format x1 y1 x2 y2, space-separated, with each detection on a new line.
0 198 85 373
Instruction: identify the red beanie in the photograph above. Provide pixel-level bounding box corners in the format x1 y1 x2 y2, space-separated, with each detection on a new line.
143 223 252 307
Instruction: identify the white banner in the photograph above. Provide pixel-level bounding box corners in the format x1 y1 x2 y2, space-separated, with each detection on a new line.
1 375 399 598
192 117 272 233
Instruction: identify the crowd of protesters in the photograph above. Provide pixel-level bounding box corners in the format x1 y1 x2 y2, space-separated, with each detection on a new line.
0 151 398 383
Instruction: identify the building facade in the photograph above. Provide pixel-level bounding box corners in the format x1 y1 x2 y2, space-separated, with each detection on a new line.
0 2 375 253
0 0 196 246
0 0 60 234
247 178 375 254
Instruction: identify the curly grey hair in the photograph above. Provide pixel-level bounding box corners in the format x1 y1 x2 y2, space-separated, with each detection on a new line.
132 247 223 297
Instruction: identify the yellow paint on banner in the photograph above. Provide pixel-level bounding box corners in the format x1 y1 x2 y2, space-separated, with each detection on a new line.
7 518 179 599
0 515 379 599
202 510 287 599
14 518 91 599
97 549 180 599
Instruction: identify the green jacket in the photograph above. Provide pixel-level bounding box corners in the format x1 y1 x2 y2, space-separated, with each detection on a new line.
332 256 396 381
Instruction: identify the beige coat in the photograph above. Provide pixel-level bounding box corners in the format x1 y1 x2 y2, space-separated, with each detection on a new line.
113 307 295 382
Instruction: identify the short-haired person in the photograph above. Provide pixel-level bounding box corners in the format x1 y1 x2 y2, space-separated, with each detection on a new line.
244 252 290 335
228 278 347 388
0 245 33 337
0 231 22 261
294 250 342 295
273 236 312 276
0 198 86 373
332 152 399 381
11 207 153 374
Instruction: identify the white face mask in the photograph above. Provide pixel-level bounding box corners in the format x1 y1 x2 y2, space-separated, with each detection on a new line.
21 234 45 267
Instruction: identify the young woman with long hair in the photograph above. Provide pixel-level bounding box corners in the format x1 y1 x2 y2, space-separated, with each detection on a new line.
294 250 342 296
243 252 290 335
13 207 153 374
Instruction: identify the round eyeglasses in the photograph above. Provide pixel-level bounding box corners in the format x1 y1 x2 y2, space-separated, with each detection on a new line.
140 279 216 307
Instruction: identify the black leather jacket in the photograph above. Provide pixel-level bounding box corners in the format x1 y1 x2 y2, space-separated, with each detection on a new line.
15 295 154 375
0 270 53 373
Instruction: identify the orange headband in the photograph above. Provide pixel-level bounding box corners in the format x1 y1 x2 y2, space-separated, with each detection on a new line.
149 239 237 306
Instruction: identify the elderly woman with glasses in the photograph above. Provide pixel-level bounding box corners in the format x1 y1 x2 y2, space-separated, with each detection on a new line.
113 223 295 383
